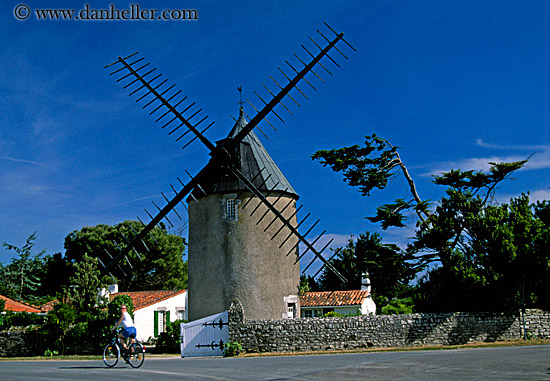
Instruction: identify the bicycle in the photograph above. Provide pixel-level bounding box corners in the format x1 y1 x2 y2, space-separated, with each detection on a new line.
103 328 145 368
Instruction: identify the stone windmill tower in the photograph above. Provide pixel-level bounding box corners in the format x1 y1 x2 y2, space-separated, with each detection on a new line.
101 23 354 321
188 107 300 320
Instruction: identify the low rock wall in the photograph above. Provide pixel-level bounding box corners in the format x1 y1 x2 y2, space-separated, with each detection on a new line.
228 301 549 353
0 329 41 357
2 306 549 356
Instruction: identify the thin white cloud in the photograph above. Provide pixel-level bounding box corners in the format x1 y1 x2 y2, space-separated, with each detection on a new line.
1 156 51 169
97 194 164 211
423 151 550 177
19 185 51 197
422 138 550 177
476 139 550 151
529 189 550 203
495 188 550 204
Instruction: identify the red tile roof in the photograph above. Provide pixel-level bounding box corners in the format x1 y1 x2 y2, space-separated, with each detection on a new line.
40 299 58 312
110 290 186 310
0 295 43 313
300 290 370 308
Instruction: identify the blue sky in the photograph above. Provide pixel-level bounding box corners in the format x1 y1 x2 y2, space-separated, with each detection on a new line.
2 1 550 275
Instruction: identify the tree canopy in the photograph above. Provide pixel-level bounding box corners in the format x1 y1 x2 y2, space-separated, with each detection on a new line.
313 134 548 312
1 233 47 303
64 220 187 291
318 232 416 307
414 193 550 311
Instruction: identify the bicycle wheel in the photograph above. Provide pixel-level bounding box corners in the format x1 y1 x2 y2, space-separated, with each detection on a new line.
127 342 145 368
103 343 119 367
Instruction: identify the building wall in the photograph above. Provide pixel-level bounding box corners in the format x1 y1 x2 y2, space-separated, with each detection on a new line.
301 306 360 317
228 301 550 353
132 292 187 342
188 192 300 321
301 298 376 317
361 297 377 315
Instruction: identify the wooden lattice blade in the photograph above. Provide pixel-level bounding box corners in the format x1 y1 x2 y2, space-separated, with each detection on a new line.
227 30 344 151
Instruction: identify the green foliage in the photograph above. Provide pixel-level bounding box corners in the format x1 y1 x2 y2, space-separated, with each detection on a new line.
312 134 400 197
35 300 110 355
48 303 76 332
223 341 242 357
367 199 412 229
36 302 77 354
313 134 429 228
65 254 109 313
0 311 46 330
432 161 527 192
414 193 550 312
323 311 344 318
380 298 414 315
64 220 187 291
299 274 311 294
40 253 72 298
27 254 113 355
156 319 186 353
0 298 5 312
299 275 321 294
313 134 549 312
1 233 47 301
319 232 416 304
44 348 59 357
108 294 134 323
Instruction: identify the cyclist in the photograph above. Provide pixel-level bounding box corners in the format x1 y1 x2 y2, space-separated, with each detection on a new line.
113 304 136 360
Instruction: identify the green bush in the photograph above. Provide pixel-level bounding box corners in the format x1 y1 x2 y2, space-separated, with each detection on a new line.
380 297 414 315
223 342 242 357
155 319 186 353
44 348 59 357
323 311 344 318
0 311 46 330
108 295 134 324
34 302 110 355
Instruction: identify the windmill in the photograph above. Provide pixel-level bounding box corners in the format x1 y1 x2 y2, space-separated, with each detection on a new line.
102 23 356 320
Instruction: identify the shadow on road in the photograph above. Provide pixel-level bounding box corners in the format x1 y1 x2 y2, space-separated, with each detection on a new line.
58 365 118 369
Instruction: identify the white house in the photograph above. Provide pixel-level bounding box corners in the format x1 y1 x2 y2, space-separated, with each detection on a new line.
109 289 187 342
300 290 376 317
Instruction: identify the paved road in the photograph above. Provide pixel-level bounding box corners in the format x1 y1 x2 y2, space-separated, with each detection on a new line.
0 345 549 380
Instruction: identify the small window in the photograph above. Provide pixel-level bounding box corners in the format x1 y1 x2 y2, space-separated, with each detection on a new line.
226 199 236 220
158 311 166 333
177 309 185 320
286 303 296 319
303 309 323 318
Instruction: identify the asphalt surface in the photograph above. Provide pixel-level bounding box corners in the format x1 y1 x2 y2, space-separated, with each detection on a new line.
0 345 549 380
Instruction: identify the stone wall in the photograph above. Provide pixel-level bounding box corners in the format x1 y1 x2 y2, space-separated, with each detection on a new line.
522 309 550 338
0 329 41 357
2 305 549 356
228 301 550 353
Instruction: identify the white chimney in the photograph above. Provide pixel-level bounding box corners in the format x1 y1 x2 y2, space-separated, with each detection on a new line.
108 284 118 294
361 272 371 293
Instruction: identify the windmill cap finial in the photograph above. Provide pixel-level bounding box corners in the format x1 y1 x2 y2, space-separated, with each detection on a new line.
237 85 244 110
237 85 245 121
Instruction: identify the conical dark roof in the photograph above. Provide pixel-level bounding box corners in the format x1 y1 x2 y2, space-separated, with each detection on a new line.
195 109 298 199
